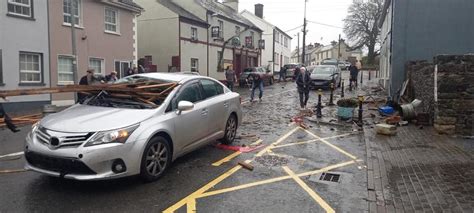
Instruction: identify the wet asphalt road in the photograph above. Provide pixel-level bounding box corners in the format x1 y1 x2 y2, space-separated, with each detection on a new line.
0 71 369 212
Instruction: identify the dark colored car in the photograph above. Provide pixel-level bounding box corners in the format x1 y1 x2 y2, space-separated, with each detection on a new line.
239 67 274 87
309 65 341 89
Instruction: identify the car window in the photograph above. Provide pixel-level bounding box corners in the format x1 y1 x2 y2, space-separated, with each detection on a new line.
201 79 224 99
171 83 202 110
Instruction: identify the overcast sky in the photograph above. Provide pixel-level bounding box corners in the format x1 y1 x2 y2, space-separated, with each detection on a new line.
239 0 352 51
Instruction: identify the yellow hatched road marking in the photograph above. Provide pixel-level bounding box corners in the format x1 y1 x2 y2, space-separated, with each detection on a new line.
283 166 335 213
198 160 356 198
212 151 241 166
272 133 353 149
186 199 196 213
303 128 358 160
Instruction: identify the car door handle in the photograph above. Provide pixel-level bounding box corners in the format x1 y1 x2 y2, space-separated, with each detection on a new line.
223 101 229 108
201 109 208 116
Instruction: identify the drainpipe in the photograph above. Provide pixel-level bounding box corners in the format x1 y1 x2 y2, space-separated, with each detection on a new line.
206 12 210 77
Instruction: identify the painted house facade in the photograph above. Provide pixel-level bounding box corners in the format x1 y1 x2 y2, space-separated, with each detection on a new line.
48 0 141 105
311 42 362 66
379 0 474 97
137 0 263 80
241 4 292 73
0 0 51 111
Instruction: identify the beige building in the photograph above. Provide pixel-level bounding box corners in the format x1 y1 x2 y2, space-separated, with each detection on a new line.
311 41 363 65
137 0 262 80
49 0 142 105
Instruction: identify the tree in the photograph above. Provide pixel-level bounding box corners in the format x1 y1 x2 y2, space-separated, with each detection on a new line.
343 0 384 65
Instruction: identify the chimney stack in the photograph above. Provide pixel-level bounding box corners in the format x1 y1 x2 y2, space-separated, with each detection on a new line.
255 4 263 18
223 0 239 11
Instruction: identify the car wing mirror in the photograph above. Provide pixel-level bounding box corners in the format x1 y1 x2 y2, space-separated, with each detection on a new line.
177 101 194 115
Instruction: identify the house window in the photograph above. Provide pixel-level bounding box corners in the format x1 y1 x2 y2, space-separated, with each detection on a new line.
105 7 119 33
191 58 199 72
115 60 132 78
19 52 42 84
7 0 33 18
235 26 240 35
191 27 198 40
284 37 288 48
63 0 81 26
218 20 224 38
89 58 104 74
250 31 254 47
281 35 283 45
217 51 222 71
275 31 279 43
58 56 75 85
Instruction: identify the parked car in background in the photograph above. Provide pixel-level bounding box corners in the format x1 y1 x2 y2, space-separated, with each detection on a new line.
282 63 303 80
239 67 274 87
322 58 349 70
25 73 242 182
309 65 341 89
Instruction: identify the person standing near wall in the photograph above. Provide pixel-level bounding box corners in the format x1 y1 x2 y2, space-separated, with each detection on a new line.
225 65 236 91
295 67 311 110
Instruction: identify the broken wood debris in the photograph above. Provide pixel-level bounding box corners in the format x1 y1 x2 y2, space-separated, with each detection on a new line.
238 161 254 171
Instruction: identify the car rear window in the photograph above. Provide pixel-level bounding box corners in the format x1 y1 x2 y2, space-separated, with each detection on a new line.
243 68 253 73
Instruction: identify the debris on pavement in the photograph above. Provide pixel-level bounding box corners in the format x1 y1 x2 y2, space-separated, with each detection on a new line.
375 124 397 135
385 116 401 125
214 143 264 153
238 161 254 171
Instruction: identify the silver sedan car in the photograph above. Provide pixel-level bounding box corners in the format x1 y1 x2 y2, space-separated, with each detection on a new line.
24 73 242 182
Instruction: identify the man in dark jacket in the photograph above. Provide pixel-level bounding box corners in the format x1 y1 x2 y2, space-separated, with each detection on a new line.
296 67 311 109
78 69 96 103
247 73 264 102
349 63 359 88
278 66 286 82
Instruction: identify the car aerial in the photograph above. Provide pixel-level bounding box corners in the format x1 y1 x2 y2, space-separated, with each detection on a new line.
309 65 342 89
24 73 242 182
282 63 303 80
239 67 274 87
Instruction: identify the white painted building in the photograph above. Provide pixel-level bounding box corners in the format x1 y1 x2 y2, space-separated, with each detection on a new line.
137 0 263 80
241 4 292 73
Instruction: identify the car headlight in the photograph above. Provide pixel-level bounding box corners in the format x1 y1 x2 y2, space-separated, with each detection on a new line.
85 124 139 147
28 122 40 140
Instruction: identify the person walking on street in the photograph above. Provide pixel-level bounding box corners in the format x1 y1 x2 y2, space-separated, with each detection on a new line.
247 73 264 102
296 67 311 110
349 63 359 89
225 66 236 91
279 66 287 82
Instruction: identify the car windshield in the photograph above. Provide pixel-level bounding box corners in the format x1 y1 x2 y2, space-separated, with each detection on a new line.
243 68 254 73
312 66 335 74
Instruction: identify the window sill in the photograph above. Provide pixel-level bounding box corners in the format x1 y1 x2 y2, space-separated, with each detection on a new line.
18 83 46 86
62 23 84 29
104 31 121 36
6 13 35 21
57 82 75 86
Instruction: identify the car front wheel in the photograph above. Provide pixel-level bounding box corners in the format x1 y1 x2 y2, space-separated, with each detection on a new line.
140 136 171 182
221 114 237 145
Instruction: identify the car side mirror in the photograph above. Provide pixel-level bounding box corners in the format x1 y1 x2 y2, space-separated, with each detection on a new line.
177 101 194 115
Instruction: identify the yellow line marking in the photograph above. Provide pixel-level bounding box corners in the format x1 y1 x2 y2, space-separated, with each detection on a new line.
198 160 356 198
186 199 196 213
283 166 335 213
255 127 299 157
250 139 263 146
303 128 358 160
212 151 242 166
0 169 27 174
272 133 353 149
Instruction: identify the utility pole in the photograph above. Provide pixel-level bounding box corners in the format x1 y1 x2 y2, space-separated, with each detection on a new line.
69 0 78 84
296 32 300 63
337 34 341 65
301 0 307 65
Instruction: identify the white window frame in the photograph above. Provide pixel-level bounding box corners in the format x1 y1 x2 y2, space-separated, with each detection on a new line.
7 0 33 18
218 20 224 39
19 52 42 84
104 7 120 34
191 27 198 40
88 57 105 75
235 26 240 35
191 58 199 72
57 55 75 85
63 0 82 27
275 31 279 43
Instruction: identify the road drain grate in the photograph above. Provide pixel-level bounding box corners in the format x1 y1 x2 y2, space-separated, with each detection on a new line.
319 172 340 182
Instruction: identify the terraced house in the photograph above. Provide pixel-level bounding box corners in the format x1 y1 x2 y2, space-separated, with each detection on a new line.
137 0 263 80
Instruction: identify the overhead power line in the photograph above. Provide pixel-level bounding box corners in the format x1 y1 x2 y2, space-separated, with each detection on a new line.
307 20 343 29
284 25 304 32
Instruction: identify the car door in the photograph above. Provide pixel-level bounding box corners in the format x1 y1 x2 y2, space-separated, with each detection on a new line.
200 79 227 135
171 81 209 150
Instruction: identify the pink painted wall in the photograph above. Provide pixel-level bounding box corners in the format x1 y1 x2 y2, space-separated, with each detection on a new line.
49 0 136 101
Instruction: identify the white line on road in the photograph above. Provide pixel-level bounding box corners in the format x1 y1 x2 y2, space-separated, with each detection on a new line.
0 151 24 159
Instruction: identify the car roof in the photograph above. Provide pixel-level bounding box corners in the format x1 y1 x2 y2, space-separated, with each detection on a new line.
133 72 200 83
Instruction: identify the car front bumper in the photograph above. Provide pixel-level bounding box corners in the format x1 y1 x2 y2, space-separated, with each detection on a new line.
310 79 333 89
24 130 144 180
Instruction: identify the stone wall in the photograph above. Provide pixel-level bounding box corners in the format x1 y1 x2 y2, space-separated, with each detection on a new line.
434 54 474 136
406 61 435 121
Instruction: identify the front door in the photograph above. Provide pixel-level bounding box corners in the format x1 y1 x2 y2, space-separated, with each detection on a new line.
171 82 208 151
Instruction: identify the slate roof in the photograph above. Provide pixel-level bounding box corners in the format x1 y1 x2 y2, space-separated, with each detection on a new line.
157 0 207 24
118 0 143 10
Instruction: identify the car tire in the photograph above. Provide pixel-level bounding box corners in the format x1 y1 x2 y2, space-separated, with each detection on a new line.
220 114 238 145
140 136 172 182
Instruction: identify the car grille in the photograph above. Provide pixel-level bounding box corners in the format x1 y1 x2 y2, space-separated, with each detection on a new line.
25 151 96 175
35 126 94 148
